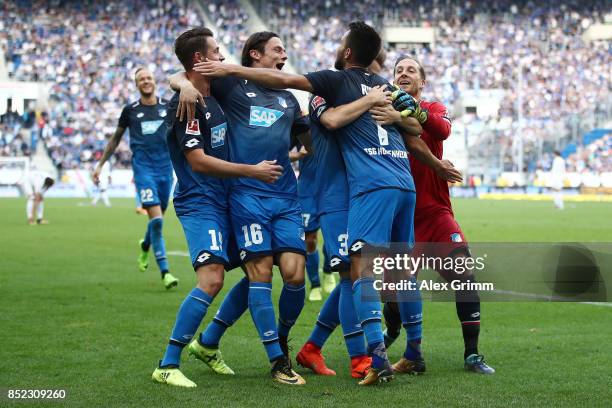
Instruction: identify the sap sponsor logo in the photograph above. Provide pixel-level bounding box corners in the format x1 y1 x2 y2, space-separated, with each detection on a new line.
277 96 287 108
185 119 201 135
185 138 199 148
246 92 257 98
141 120 164 135
136 112 145 118
249 106 284 127
350 241 364 252
451 233 463 243
197 252 211 263
211 123 227 148
159 109 167 118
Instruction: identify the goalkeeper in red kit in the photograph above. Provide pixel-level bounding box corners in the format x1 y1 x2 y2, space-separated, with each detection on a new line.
372 55 495 374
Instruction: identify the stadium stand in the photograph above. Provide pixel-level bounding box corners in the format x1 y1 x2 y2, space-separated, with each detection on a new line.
1 0 610 188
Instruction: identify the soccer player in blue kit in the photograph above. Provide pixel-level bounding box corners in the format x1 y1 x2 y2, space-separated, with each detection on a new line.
196 21 462 385
94 67 178 289
152 28 284 388
171 31 311 385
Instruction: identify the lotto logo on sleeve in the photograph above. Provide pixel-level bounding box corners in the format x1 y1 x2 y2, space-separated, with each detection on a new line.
211 123 227 148
249 106 284 127
186 119 201 135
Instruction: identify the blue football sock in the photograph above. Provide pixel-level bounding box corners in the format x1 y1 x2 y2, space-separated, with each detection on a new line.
305 250 321 288
308 283 340 348
161 287 212 367
142 221 151 251
149 217 169 275
353 277 386 368
398 278 423 361
249 282 283 362
339 278 366 357
277 283 305 338
200 277 249 348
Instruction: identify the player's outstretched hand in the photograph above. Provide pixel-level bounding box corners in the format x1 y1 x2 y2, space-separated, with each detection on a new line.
92 167 101 185
369 104 400 126
177 84 205 122
251 160 284 183
435 159 463 183
367 85 392 107
193 61 232 78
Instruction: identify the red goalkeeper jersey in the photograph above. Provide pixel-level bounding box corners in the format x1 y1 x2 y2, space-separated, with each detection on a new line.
409 100 453 218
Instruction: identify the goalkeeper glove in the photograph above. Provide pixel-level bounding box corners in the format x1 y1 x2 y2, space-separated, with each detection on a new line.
390 85 428 124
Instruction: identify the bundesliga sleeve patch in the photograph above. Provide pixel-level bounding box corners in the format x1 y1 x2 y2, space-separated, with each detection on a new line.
310 96 326 111
185 119 201 135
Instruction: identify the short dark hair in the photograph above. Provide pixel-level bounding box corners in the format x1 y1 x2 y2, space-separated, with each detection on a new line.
174 27 214 71
241 31 279 67
394 55 426 81
345 21 381 67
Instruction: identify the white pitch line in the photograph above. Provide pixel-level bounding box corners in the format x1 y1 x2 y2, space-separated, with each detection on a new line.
167 250 189 257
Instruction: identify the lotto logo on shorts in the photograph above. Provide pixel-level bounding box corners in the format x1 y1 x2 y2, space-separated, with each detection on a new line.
196 252 211 263
186 119 201 135
330 257 341 267
350 241 365 252
451 233 463 243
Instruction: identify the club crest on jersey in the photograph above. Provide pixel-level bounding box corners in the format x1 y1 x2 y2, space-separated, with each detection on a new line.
205 112 212 120
159 109 167 118
249 106 284 127
137 112 144 118
277 96 287 108
451 233 463 243
185 119 201 135
141 120 163 135
211 122 227 148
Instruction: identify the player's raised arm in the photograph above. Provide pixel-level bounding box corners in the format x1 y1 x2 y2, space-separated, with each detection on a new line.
184 149 282 183
320 85 391 131
169 72 205 122
195 61 314 93
93 126 125 183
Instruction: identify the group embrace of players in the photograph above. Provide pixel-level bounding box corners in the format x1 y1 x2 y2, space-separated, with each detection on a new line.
95 21 494 388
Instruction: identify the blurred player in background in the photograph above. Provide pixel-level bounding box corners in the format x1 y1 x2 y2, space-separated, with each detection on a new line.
171 31 310 385
93 67 179 289
91 161 111 207
21 168 54 225
377 55 494 375
551 150 566 210
152 28 283 388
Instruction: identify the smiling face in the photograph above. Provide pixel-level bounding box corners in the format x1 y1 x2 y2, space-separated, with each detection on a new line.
135 68 156 98
394 57 425 98
195 36 225 64
252 37 287 70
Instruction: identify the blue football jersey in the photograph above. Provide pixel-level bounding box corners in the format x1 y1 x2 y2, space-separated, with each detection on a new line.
308 95 349 214
166 92 229 215
118 97 173 174
297 145 317 200
305 68 415 198
211 76 310 198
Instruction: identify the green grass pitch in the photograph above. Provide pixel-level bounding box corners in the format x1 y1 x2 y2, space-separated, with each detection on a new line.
2 198 611 407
